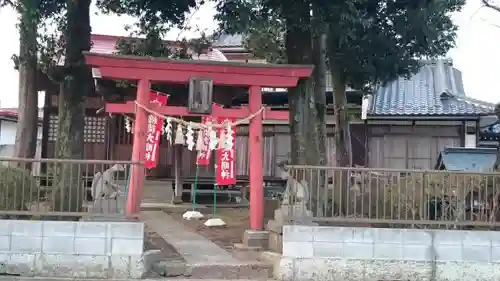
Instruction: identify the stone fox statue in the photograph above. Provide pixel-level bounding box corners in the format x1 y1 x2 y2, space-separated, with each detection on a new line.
91 164 125 200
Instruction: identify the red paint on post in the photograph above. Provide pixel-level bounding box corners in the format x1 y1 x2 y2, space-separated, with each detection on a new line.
126 79 150 217
248 86 264 230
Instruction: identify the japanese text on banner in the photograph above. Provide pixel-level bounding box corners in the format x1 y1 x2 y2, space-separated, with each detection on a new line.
216 117 236 185
196 116 215 166
145 92 168 169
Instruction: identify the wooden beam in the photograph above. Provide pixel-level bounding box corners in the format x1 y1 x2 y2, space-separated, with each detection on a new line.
84 52 314 78
106 102 289 121
263 109 288 121
98 67 300 88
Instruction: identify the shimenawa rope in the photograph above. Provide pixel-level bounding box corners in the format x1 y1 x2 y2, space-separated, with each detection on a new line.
134 101 264 129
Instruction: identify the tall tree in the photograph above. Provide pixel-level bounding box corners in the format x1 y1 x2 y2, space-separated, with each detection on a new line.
215 0 326 170
215 0 464 213
321 0 464 167
2 0 63 170
482 0 500 12
50 0 92 212
13 0 40 168
217 0 464 165
481 0 500 171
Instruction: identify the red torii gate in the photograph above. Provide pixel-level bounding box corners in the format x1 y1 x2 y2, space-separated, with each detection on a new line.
83 52 313 231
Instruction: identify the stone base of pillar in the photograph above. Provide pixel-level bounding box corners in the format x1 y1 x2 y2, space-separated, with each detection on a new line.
171 195 184 204
242 229 269 250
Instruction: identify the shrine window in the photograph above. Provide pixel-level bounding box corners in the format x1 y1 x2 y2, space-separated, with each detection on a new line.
47 115 106 143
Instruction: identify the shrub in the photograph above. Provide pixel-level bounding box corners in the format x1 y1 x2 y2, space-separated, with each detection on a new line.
0 164 38 211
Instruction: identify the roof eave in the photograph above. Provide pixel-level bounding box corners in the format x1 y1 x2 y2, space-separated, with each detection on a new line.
367 114 483 120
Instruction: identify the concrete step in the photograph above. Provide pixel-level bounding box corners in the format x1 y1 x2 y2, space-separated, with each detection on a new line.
146 260 273 279
188 263 273 279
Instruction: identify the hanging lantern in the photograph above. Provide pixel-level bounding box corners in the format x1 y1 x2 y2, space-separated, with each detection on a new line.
174 124 185 145
124 117 132 133
186 123 195 150
208 126 218 150
165 117 173 144
224 122 234 150
196 129 205 151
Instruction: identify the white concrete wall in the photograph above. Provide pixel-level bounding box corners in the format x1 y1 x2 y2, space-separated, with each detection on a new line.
0 220 145 279
0 120 42 145
277 225 500 281
465 134 477 148
0 120 43 175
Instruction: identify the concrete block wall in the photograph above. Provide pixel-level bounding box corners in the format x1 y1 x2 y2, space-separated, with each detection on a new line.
277 225 500 281
0 220 145 279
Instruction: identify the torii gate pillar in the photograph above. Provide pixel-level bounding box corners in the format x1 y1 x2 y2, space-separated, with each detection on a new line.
248 85 264 230
125 79 150 217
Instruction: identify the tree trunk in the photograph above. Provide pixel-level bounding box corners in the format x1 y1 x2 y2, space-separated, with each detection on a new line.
328 52 353 215
285 9 318 166
13 0 39 171
52 0 92 213
331 72 352 167
310 26 329 215
312 32 327 167
329 59 352 167
494 104 500 171
284 4 327 215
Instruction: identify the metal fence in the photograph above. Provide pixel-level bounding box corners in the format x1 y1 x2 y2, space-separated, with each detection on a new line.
0 157 143 218
284 165 500 230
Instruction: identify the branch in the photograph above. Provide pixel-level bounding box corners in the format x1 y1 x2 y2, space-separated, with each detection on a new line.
482 0 500 13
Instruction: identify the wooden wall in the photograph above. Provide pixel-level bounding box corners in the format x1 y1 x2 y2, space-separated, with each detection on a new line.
367 124 462 169
43 93 109 160
107 114 367 180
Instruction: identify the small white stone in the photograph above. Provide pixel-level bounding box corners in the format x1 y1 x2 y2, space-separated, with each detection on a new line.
204 218 226 227
182 211 204 220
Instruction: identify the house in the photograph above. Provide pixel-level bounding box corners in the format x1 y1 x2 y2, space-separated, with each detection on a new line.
0 108 44 173
364 59 495 169
210 35 498 170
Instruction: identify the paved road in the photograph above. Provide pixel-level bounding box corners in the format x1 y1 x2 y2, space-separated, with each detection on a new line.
0 276 272 281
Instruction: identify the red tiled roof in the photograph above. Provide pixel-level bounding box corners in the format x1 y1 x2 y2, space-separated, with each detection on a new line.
0 109 43 123
90 34 229 61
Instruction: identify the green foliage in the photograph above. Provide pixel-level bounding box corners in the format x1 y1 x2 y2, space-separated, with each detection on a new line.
96 0 197 35
215 0 465 91
242 17 286 63
0 165 38 211
215 0 286 63
323 0 464 90
115 31 211 59
4 0 66 73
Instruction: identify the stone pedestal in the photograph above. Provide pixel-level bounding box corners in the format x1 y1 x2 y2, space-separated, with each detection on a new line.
171 195 184 204
268 231 283 253
273 203 313 224
266 202 316 253
242 229 270 250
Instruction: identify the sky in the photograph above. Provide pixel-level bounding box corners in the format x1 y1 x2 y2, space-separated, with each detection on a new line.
0 0 499 108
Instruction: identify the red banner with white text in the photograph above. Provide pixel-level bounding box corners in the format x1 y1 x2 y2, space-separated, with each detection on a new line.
196 116 216 166
144 92 168 169
216 117 236 186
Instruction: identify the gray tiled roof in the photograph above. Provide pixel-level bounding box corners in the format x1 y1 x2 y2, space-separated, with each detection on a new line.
369 59 495 116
